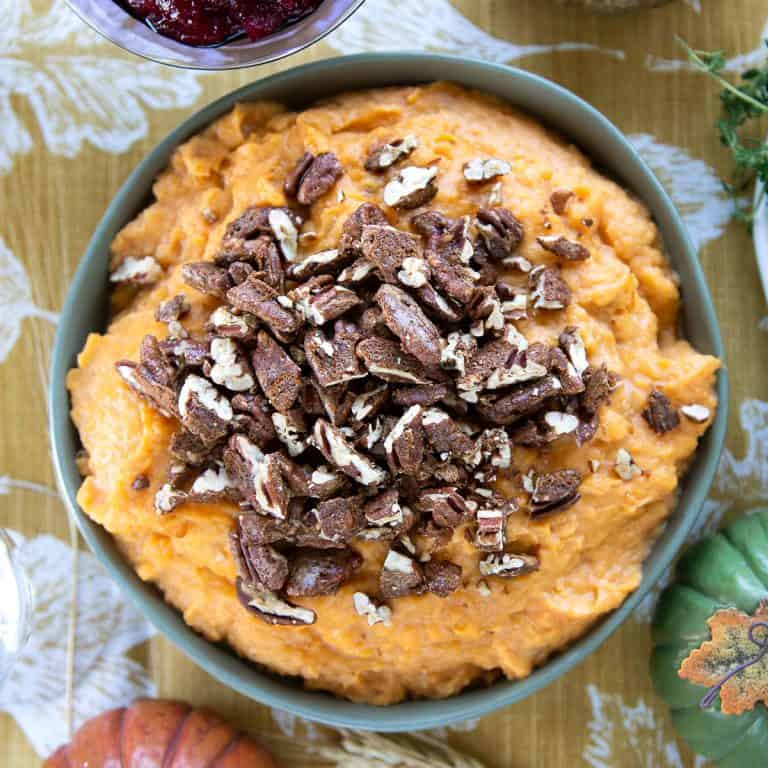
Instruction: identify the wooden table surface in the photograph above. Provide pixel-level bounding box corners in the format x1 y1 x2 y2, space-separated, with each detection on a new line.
2 0 767 765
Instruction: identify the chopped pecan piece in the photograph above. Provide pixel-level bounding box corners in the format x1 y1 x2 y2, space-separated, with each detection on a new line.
292 277 361 326
415 283 464 324
169 429 209 465
207 305 257 340
375 284 443 366
537 234 590 261
312 380 354 427
308 465 349 499
181 262 233 299
458 331 542 395
476 375 562 425
365 135 419 171
529 266 571 310
426 248 478 304
417 487 469 527
392 382 451 408
383 405 424 475
397 256 431 288
474 427 512 469
383 166 438 210
350 383 389 423
475 207 524 260
110 256 162 285
225 437 291 518
353 592 393 626
530 470 582 516
312 419 388 487
680 403 711 422
314 495 366 541
559 326 589 375
177 373 232 445
615 448 643 481
550 189 574 215
440 332 477 376
421 408 475 462
338 258 376 285
284 152 343 206
479 553 539 578
364 488 404 527
131 474 149 491
581 364 618 415
285 548 363 597
239 544 289 591
207 337 254 392
379 549 424 598
360 224 420 283
339 203 388 260
228 274 301 340
271 410 308 457
231 392 277 447
288 248 347 280
252 331 302 412
154 482 187 514
423 560 462 597
304 322 366 389
642 389 680 434
464 157 510 182
116 336 180 418
547 346 585 396
154 294 190 336
236 579 315 626
356 336 429 384
158 337 208 369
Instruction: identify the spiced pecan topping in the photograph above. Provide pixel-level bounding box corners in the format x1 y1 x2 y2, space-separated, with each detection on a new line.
529 470 582 516
416 487 469 528
421 408 475 463
231 392 277 447
537 234 590 262
642 389 680 434
182 262 233 299
312 419 388 487
360 224 421 283
239 543 289 591
392 382 451 408
479 553 539 578
207 305 257 340
338 258 376 286
284 152 344 206
423 560 462 597
476 375 563 425
475 207 524 260
308 466 349 500
379 549 424 598
109 256 162 285
285 548 363 597
227 274 301 340
550 189 574 215
383 405 424 475
581 364 618 415
251 331 302 412
288 248 347 280
365 135 419 171
529 265 571 310
155 293 190 331
291 275 361 326
356 336 429 384
383 166 438 210
339 203 388 260
364 488 405 528
415 283 464 324
236 579 315 626
463 158 510 182
314 495 366 542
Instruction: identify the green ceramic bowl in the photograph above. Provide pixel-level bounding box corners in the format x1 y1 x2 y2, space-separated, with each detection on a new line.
49 53 728 732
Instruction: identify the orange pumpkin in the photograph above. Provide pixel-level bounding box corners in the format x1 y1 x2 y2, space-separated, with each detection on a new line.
44 699 279 768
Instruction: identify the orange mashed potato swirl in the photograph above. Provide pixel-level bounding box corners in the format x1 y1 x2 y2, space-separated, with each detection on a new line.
67 83 719 704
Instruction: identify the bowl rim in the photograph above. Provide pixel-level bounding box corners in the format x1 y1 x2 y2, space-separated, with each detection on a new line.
62 0 368 70
49 52 728 732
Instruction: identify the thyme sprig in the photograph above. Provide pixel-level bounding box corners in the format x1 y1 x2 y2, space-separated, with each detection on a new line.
679 37 768 228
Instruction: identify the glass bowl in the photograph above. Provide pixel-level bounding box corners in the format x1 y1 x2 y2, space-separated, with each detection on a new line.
64 0 367 70
0 530 32 687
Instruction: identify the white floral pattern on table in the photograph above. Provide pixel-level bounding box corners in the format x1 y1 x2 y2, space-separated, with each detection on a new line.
0 0 203 175
0 530 156 757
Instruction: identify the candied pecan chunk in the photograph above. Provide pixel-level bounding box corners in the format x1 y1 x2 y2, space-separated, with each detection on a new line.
383 166 438 210
475 207 524 260
479 553 539 578
312 419 388 487
529 266 571 310
417 487 469 528
110 256 162 285
360 224 421 283
155 294 190 325
550 189 574 215
240 544 289 592
252 331 302 412
228 274 301 340
339 203 388 260
365 135 419 172
421 408 474 462
115 335 180 418
642 389 680 434
537 234 590 262
356 336 429 384
181 262 233 299
581 364 619 415
529 470 582 516
315 495 366 541
424 560 462 597
178 373 232 445
285 152 344 206
375 284 443 366
285 548 363 597
236 579 316 626
304 321 367 389
476 375 563 425
379 549 425 598
383 405 424 475
392 382 451 408
308 465 349 500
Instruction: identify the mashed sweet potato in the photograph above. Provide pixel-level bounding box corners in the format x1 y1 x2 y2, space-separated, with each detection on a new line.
67 83 718 704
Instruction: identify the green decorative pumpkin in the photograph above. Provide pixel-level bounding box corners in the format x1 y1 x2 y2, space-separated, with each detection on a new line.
651 508 768 766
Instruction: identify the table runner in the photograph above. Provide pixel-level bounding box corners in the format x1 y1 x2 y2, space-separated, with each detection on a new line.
1 0 767 764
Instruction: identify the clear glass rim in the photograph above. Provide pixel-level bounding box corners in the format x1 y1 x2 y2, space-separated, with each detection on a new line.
63 0 367 70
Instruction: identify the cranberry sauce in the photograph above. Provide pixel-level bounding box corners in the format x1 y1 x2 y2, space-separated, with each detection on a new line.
118 0 323 47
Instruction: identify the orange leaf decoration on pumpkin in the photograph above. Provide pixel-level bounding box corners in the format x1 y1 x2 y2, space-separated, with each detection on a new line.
679 600 768 715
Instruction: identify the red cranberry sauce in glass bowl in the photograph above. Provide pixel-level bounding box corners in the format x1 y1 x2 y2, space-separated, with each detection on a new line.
118 0 323 46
